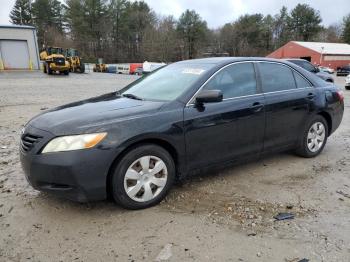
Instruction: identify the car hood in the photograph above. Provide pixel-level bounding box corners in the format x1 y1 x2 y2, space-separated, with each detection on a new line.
28 92 165 135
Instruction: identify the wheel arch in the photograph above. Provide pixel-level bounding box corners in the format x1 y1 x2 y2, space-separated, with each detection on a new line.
317 111 332 136
106 137 181 199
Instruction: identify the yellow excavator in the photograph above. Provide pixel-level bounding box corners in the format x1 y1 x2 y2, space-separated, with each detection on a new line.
40 47 70 75
65 48 85 73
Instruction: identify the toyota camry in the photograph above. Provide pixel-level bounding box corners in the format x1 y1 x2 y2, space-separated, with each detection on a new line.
20 58 344 209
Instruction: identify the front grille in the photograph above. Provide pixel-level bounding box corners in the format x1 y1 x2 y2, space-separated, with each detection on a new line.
21 133 42 152
54 57 65 66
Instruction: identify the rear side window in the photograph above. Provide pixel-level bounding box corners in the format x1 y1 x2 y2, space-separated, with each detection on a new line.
259 62 296 93
293 72 312 88
203 62 257 99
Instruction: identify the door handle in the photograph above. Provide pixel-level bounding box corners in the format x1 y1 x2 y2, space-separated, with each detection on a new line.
250 102 264 112
307 93 315 100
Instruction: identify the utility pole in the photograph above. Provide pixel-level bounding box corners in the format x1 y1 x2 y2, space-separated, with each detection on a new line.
320 46 324 65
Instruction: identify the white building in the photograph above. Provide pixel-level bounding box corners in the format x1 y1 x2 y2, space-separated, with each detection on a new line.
0 25 40 70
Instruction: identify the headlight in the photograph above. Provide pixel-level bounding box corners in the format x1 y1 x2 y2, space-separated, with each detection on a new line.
42 133 107 153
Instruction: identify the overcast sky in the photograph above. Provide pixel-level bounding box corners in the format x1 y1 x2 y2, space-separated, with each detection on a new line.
0 0 348 28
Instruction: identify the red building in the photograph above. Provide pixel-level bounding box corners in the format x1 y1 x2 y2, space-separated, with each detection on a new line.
267 41 350 69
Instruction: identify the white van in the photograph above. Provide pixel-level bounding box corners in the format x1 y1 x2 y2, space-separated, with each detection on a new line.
116 64 130 74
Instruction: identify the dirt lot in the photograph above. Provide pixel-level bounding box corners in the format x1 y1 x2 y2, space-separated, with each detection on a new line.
0 71 349 262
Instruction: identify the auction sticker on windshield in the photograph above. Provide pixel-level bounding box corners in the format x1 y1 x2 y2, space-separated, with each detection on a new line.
182 68 206 75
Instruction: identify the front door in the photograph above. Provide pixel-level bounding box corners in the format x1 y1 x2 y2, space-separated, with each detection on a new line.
184 62 265 169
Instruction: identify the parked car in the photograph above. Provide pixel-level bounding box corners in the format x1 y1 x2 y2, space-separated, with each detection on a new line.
318 66 334 74
286 59 334 83
20 58 344 209
134 67 143 75
346 74 350 90
336 65 350 76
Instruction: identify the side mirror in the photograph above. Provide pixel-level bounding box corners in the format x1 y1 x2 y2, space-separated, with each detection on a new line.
195 90 223 105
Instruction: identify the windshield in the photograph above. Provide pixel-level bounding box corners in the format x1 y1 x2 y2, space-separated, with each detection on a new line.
120 63 212 101
48 47 63 55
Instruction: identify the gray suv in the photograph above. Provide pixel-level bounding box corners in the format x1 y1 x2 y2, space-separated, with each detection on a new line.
286 59 334 83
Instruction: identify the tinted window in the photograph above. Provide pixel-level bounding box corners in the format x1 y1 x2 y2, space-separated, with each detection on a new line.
259 63 296 93
293 71 312 88
203 63 257 99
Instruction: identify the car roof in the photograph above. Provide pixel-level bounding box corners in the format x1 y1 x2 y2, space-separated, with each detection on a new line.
283 58 309 62
177 57 292 66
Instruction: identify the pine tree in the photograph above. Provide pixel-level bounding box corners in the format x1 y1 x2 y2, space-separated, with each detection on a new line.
342 14 350 44
177 10 208 59
288 4 322 41
10 0 33 25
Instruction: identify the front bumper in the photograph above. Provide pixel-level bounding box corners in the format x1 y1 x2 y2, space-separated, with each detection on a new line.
20 125 113 202
49 63 70 71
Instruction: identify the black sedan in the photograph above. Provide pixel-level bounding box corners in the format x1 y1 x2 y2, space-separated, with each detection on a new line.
286 59 334 83
336 65 350 76
20 58 344 209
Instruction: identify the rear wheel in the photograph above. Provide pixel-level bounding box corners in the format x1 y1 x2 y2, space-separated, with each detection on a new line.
346 86 350 90
64 70 69 75
111 144 175 209
79 63 85 73
295 115 328 158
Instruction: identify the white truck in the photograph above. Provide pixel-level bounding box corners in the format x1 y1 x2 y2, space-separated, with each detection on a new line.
143 61 166 74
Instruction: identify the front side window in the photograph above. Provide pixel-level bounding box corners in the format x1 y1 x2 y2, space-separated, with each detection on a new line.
259 62 296 93
203 62 257 99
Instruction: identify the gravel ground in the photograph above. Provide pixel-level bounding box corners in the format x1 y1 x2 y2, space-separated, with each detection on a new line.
0 71 349 262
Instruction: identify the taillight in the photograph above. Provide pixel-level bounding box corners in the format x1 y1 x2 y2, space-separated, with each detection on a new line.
336 90 344 102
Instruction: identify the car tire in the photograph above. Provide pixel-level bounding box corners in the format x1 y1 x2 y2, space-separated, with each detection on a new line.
345 86 350 90
295 115 328 158
111 144 175 209
47 64 52 75
43 63 47 73
64 70 69 75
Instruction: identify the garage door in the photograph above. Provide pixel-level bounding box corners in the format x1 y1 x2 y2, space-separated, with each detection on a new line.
0 40 30 69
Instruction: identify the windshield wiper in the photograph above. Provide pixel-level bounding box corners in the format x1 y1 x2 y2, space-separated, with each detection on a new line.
122 93 143 100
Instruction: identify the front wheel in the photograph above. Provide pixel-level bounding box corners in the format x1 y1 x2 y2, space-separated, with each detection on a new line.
47 64 52 75
111 144 175 209
295 115 328 158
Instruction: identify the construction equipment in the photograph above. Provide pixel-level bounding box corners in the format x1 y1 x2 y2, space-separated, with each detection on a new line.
93 58 107 72
93 63 108 72
40 47 70 75
65 48 85 73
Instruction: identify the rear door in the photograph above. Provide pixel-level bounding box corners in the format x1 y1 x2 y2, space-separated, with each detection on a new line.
184 62 265 169
257 62 315 151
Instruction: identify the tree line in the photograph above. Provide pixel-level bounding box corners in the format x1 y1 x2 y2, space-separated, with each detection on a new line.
9 0 350 63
